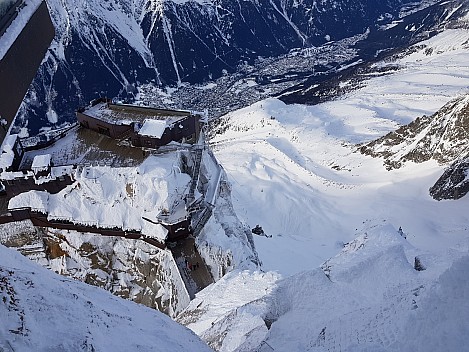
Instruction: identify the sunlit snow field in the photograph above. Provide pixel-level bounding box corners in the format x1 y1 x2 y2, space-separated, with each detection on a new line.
180 28 469 351
211 29 469 277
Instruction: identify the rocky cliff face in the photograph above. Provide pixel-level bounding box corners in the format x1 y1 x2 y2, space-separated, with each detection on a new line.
360 95 469 169
0 221 190 317
360 94 469 200
0 241 212 352
430 157 469 200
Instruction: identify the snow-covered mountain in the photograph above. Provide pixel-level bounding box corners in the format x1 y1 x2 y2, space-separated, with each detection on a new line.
3 1 469 351
360 94 469 199
207 25 469 278
186 23 469 349
0 243 211 351
354 21 469 201
15 0 420 135
360 95 469 170
280 0 469 105
179 224 469 351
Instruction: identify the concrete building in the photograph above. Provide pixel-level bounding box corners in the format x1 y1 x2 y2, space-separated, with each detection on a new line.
77 98 202 148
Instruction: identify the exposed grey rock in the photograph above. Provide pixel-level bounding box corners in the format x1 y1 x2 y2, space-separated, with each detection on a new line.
0 223 190 317
430 156 469 200
359 94 469 200
360 95 469 170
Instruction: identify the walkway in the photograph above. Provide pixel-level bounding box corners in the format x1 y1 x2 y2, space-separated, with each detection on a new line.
187 147 203 203
0 207 167 249
170 237 213 299
205 149 224 205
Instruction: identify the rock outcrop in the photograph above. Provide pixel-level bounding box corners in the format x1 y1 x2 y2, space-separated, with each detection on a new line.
360 94 469 200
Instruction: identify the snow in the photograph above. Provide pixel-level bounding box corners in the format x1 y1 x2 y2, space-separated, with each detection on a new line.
138 118 167 138
258 227 469 352
178 270 280 336
9 154 191 240
31 153 51 171
0 133 17 170
83 101 186 126
0 0 42 61
46 0 155 70
182 225 469 351
0 243 211 351
169 27 469 350
1 133 16 150
202 149 223 206
82 102 135 125
211 29 469 278
3 9 469 352
195 82 217 90
171 0 212 4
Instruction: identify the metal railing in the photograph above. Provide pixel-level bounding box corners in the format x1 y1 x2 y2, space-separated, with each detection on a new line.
20 123 79 152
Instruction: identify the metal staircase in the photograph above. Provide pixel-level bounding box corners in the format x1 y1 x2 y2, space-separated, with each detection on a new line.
192 204 214 237
186 147 203 204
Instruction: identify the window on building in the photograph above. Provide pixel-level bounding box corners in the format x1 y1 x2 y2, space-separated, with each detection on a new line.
97 126 110 136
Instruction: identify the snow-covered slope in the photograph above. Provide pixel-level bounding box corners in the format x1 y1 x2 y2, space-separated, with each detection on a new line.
181 225 469 351
0 243 211 351
210 27 469 277
181 24 469 350
356 30 469 199
360 93 469 199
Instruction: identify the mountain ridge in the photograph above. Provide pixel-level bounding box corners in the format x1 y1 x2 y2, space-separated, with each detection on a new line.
360 94 469 200
15 0 416 135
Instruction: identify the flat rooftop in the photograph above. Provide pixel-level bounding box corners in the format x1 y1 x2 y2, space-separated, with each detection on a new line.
82 102 192 126
20 127 148 169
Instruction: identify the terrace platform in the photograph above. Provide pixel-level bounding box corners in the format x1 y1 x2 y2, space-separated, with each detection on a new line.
20 126 147 169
